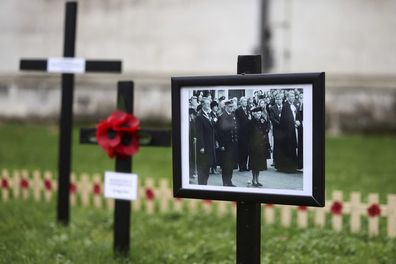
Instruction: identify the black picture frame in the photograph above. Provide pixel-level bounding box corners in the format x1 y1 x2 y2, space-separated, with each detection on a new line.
172 72 325 207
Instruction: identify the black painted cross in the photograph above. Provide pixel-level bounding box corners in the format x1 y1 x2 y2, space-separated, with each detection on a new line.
19 1 122 225
80 81 171 256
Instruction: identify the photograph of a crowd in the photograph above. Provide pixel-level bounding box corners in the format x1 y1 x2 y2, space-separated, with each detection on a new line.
188 88 304 190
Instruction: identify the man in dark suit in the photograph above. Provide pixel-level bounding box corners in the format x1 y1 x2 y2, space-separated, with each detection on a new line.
195 98 216 185
269 93 283 167
234 97 250 171
276 91 301 173
217 100 238 186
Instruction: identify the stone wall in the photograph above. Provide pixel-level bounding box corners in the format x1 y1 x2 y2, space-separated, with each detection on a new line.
0 73 171 123
2 73 396 134
0 0 260 74
326 75 396 134
269 0 396 74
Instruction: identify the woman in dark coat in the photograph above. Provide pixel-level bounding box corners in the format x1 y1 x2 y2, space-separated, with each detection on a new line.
248 107 271 187
259 99 272 164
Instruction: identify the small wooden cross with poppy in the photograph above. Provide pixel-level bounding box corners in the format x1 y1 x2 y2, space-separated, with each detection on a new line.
79 81 171 256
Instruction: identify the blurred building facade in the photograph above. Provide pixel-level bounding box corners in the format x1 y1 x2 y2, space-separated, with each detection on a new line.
0 0 395 132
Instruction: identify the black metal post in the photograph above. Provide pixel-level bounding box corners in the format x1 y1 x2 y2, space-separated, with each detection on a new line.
113 81 134 256
236 201 261 264
236 55 262 264
57 1 77 225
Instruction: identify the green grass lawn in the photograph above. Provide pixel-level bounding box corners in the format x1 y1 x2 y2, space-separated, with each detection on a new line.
1 200 395 264
0 122 396 263
326 134 396 197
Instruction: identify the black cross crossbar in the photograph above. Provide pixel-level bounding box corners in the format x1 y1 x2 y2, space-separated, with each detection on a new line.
80 128 171 146
20 59 122 73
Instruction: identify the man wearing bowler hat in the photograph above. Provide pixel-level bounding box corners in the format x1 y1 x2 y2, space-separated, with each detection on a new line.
217 100 238 186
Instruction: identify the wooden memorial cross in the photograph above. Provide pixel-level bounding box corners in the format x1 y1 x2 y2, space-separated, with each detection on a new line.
80 81 171 255
19 1 122 225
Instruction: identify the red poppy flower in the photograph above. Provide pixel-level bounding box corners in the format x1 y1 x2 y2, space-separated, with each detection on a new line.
203 199 212 205
1 179 9 189
20 179 29 189
93 184 101 195
113 112 139 133
367 204 381 217
112 132 140 159
298 206 307 212
96 111 140 159
44 179 52 191
69 183 77 193
331 201 343 215
145 188 155 200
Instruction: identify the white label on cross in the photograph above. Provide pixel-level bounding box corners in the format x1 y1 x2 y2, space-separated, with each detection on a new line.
104 171 138 201
47 57 86 73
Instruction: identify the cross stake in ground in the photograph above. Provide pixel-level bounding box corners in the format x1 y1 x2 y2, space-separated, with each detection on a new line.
19 1 122 225
236 55 262 264
80 81 171 256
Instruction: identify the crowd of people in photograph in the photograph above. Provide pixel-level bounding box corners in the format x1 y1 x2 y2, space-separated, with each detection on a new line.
189 89 304 187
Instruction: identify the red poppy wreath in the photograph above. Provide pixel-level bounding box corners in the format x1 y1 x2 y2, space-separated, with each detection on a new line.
96 111 140 159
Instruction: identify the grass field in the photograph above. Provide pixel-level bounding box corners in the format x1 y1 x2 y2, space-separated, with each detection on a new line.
0 122 396 263
1 199 395 264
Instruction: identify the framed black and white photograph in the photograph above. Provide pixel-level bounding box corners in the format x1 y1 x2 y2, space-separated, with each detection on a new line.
172 73 325 206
